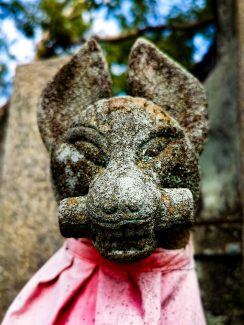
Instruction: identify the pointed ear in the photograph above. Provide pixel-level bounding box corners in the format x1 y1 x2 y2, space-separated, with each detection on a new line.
128 38 208 154
37 39 112 151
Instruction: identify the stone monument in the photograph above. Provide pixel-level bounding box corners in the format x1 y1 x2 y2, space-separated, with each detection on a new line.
37 38 207 262
2 38 208 324
1 4 244 319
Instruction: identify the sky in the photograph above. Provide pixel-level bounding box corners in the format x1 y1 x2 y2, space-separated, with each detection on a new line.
0 0 210 106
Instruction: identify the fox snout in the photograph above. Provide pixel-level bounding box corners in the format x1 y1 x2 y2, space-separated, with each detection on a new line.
58 160 194 262
86 163 160 226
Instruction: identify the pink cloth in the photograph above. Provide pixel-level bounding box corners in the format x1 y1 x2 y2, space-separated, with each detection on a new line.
2 238 206 325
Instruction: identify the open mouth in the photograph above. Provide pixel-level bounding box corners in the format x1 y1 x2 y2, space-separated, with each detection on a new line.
92 222 157 262
89 212 153 228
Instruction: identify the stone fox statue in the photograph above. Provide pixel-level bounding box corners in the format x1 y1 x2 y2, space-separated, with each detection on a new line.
2 39 208 325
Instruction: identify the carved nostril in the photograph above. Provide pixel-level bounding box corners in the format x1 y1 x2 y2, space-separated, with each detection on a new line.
127 203 140 213
102 201 118 214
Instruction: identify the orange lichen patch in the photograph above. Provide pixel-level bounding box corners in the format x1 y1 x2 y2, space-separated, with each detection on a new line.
167 205 175 215
102 97 174 129
106 96 146 113
107 97 128 113
163 146 174 157
160 193 171 204
144 102 172 123
67 197 80 206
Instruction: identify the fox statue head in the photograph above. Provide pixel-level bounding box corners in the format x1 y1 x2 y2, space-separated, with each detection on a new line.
37 38 208 263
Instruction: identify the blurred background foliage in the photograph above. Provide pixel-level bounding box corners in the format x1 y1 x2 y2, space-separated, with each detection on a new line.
0 0 216 97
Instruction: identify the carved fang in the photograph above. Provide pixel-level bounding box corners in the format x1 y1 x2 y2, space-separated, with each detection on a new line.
58 197 90 238
156 188 194 230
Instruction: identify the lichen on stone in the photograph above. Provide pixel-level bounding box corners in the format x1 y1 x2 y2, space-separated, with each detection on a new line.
37 39 208 262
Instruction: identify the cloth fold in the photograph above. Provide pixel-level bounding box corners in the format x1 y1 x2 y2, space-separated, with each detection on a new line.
2 238 206 325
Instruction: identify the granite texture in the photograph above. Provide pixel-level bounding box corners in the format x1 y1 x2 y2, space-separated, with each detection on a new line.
128 38 208 154
37 39 207 262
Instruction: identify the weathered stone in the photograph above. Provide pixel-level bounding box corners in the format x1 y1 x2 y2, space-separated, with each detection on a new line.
128 38 208 154
237 0 244 266
38 39 112 151
37 39 207 262
193 1 244 322
0 102 9 181
0 57 69 319
199 52 240 220
53 97 197 261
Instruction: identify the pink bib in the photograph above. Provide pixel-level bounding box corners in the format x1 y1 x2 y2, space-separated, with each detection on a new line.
2 238 206 325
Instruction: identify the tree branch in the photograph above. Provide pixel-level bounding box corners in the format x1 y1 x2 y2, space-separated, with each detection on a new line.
36 17 215 58
93 17 215 43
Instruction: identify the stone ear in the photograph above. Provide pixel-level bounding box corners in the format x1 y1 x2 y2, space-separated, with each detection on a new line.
37 39 112 151
128 38 208 154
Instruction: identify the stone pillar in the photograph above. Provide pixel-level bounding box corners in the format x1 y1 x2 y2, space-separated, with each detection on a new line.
237 0 244 272
193 1 243 323
0 58 68 318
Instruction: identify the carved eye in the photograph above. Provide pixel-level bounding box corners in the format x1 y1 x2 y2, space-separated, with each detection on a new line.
72 140 107 167
139 138 167 160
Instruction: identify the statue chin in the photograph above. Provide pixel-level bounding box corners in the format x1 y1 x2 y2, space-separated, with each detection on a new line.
93 234 157 263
